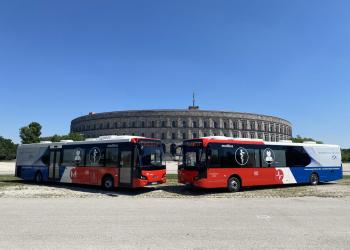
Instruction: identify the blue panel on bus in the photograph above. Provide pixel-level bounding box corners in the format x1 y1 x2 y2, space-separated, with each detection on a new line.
19 165 47 181
290 166 342 184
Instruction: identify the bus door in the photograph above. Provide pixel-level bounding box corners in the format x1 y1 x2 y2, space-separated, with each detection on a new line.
49 147 61 182
118 147 133 187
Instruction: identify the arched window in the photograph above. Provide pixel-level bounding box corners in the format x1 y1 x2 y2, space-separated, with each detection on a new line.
172 121 176 127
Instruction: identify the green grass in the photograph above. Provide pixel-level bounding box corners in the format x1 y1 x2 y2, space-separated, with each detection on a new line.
165 174 178 185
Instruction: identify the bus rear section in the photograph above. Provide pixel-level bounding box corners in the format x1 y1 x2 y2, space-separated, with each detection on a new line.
15 136 166 190
178 137 343 192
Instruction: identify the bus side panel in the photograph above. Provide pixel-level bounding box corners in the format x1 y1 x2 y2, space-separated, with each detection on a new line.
204 168 286 188
290 166 343 184
59 166 119 186
17 165 48 181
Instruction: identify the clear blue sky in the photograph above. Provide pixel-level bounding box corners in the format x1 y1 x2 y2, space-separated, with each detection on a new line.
0 0 349 147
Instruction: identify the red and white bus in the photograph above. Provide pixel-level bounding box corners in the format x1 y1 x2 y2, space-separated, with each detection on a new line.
178 136 342 192
16 136 166 190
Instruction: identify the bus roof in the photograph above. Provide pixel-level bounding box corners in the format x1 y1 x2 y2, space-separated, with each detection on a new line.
18 135 160 149
185 136 339 148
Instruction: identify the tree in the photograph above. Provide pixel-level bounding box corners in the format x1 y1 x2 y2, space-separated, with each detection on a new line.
20 122 42 144
40 133 85 142
342 149 350 162
0 136 17 160
292 135 323 144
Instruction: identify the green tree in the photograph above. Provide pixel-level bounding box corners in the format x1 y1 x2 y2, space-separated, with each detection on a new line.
342 149 350 162
292 135 323 144
0 136 17 160
19 122 42 144
40 133 85 142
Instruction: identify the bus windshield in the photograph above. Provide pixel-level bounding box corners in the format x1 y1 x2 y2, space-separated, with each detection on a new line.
139 143 163 167
183 146 206 167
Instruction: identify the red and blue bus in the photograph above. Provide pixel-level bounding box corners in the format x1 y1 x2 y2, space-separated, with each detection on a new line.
15 136 166 190
178 136 342 192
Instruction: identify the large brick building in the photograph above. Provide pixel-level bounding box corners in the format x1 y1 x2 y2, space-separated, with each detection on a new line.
70 108 292 153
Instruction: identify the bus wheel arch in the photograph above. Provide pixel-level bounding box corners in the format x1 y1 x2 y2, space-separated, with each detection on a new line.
310 172 319 185
101 174 114 190
34 171 43 184
227 174 242 192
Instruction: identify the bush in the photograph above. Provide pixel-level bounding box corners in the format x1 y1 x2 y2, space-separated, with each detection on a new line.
0 136 17 160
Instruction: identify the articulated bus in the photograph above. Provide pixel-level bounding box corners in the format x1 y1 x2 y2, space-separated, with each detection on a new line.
16 136 166 190
178 136 342 192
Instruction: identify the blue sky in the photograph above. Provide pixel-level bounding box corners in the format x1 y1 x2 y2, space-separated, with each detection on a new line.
0 0 349 147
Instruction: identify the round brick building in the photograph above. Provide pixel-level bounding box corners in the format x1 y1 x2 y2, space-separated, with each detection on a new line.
70 108 292 153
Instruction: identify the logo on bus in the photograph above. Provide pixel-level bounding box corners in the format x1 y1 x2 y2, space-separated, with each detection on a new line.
275 169 284 181
89 147 101 164
235 147 249 166
73 148 83 165
70 168 77 179
263 148 275 164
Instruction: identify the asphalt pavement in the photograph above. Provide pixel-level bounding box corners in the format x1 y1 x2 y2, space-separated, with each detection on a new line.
0 197 349 249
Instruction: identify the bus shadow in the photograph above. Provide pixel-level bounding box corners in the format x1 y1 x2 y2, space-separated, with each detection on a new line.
5 180 156 197
159 182 337 196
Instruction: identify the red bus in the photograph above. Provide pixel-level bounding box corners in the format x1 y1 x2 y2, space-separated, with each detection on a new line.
16 136 166 190
178 137 342 192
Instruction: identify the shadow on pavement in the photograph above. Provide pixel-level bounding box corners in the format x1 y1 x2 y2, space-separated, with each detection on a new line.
1 178 338 197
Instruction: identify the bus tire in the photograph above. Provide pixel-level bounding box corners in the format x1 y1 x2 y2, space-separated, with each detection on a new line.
310 173 319 185
35 171 43 184
102 175 114 190
227 176 241 192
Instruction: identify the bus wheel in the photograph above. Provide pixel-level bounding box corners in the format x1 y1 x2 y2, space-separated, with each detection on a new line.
102 176 114 190
35 172 43 184
227 176 241 192
310 173 319 185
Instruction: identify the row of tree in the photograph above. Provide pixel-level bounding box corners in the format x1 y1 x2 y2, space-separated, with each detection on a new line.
0 122 85 160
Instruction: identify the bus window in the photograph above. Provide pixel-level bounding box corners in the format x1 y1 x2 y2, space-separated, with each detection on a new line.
41 149 50 166
286 147 311 167
105 147 118 167
86 147 105 167
261 148 286 167
221 148 235 168
120 151 132 168
208 145 220 168
62 148 85 166
246 149 258 168
141 147 162 166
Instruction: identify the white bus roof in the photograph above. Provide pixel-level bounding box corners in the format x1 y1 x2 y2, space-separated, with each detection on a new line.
18 135 149 148
197 136 339 148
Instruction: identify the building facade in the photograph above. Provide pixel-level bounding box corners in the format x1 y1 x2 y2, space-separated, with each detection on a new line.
70 109 293 153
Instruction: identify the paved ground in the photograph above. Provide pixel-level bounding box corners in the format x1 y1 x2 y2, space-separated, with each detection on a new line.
0 197 349 249
0 161 15 175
